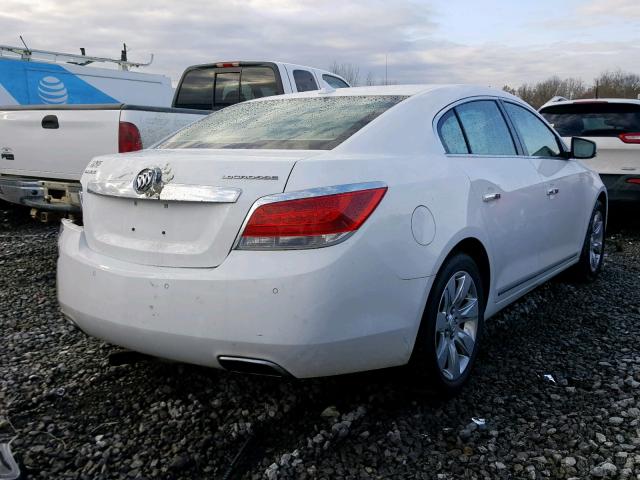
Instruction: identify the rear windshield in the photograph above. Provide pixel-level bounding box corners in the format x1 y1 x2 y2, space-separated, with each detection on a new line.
174 66 281 110
540 102 640 137
158 96 407 150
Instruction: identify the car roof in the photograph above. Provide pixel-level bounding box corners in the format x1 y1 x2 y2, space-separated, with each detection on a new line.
252 84 519 102
540 98 640 110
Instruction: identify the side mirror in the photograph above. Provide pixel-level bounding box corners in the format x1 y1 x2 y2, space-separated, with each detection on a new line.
570 137 597 159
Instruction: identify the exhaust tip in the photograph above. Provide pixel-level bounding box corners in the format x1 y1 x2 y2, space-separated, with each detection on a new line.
218 356 291 377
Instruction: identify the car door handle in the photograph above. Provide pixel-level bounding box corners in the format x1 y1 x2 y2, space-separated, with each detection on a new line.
546 187 559 196
482 193 501 202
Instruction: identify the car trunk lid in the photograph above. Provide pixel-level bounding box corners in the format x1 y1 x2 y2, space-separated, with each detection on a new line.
81 149 320 268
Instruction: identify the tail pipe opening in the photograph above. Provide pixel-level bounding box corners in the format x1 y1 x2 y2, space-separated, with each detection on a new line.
217 356 291 377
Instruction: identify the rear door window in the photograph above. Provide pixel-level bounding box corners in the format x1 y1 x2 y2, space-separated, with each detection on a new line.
293 70 318 92
438 110 469 154
322 74 349 89
455 100 516 155
540 102 640 137
504 102 563 157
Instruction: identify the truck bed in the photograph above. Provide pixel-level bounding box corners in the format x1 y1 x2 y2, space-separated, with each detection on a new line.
0 104 208 181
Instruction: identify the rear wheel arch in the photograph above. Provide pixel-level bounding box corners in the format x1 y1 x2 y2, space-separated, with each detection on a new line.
409 241 489 394
597 191 608 223
445 237 491 304
407 235 491 361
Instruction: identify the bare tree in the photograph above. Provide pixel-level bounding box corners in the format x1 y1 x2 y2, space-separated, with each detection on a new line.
365 71 376 86
593 70 640 99
329 61 361 86
504 70 640 108
506 76 588 108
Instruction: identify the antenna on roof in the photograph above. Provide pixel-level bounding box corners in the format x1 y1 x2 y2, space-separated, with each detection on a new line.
19 36 29 52
19 35 31 60
120 43 129 70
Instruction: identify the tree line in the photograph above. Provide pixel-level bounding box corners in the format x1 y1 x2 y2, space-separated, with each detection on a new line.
503 70 640 108
329 62 640 109
329 61 393 87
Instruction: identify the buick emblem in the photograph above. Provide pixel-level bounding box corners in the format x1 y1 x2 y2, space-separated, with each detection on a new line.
133 167 162 195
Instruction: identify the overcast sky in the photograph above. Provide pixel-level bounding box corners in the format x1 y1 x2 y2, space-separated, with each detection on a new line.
1 0 638 87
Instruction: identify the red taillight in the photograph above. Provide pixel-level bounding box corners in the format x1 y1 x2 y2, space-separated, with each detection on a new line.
627 178 640 185
238 187 387 249
216 62 240 68
619 132 640 144
119 121 143 153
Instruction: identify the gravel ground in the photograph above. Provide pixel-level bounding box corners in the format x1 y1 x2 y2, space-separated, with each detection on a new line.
1 200 640 480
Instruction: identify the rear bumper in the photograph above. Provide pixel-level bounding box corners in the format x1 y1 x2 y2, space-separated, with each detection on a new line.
57 220 431 378
600 174 640 203
0 175 81 211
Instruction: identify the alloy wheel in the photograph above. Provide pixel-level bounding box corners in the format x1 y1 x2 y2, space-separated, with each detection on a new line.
434 271 479 381
589 210 604 273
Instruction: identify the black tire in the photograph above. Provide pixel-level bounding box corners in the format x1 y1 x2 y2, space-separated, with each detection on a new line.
410 253 485 396
566 200 606 282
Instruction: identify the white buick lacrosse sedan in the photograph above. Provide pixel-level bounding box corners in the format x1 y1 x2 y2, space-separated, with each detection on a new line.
58 85 606 394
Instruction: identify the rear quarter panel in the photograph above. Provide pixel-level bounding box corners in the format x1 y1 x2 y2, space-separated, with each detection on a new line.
284 91 491 284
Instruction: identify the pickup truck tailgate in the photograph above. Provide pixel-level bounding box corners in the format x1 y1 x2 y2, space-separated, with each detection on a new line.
0 107 121 180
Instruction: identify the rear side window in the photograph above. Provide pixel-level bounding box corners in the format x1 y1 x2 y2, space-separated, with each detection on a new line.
438 110 469 154
293 70 318 92
540 102 640 137
504 103 562 157
322 74 349 89
455 101 516 155
174 68 216 110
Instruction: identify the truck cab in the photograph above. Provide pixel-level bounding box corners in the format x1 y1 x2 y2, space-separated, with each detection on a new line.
173 61 349 110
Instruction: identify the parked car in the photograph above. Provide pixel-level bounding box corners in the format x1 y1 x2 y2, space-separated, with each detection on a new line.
540 98 640 203
57 85 606 394
0 61 349 216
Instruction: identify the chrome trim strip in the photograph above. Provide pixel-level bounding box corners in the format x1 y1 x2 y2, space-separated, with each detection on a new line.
232 181 387 250
497 252 579 297
86 181 241 203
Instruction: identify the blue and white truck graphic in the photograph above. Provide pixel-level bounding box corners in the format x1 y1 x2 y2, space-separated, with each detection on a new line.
0 56 174 107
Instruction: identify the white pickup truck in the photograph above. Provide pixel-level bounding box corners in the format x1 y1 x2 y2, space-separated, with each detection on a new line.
0 61 349 215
